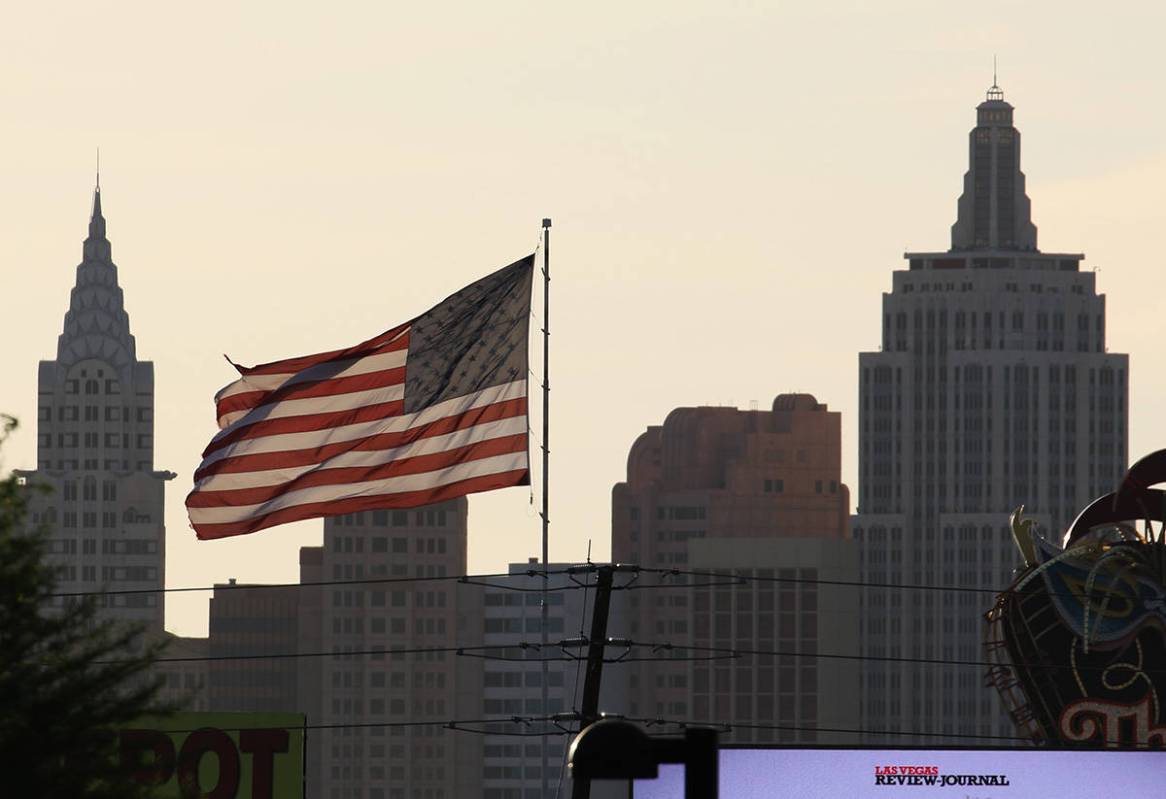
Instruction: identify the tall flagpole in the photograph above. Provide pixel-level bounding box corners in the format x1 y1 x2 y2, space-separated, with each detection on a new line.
540 217 552 799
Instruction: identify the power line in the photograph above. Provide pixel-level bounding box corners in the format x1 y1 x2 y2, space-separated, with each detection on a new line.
132 636 1162 678
142 711 1166 749
632 566 1025 596
47 566 586 599
150 714 575 737
622 716 1038 745
625 565 1138 605
47 562 1132 606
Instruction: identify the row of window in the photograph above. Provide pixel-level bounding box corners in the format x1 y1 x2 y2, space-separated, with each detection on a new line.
45 537 157 555
333 616 449 636
40 405 151 422
62 377 121 396
331 508 452 529
331 535 450 556
54 564 157 582
483 592 565 607
482 698 564 715
42 432 151 450
39 459 151 472
39 507 152 527
483 617 565 634
483 670 565 688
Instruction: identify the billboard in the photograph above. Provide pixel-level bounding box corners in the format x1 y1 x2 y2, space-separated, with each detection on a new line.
120 712 304 799
633 748 1165 798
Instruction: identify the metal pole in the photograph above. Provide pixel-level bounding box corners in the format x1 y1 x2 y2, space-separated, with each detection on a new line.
571 565 615 799
541 217 552 798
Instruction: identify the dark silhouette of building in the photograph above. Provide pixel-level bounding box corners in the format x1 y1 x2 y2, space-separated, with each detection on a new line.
207 581 300 713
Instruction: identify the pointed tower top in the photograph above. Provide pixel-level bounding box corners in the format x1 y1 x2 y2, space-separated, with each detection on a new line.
951 81 1037 251
84 169 111 262
57 178 136 366
89 184 106 241
986 56 1005 102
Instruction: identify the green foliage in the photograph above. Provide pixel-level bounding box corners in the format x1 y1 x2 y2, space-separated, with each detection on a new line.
0 415 174 797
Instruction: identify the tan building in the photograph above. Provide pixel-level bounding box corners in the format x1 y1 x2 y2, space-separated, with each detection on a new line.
611 394 858 743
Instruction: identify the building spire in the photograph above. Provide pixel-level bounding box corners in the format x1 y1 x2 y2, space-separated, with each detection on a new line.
89 183 106 241
85 162 110 261
987 56 1004 101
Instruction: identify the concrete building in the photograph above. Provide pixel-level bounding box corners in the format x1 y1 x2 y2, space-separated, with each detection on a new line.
302 499 484 799
207 580 301 714
853 82 1129 742
20 184 171 633
480 560 628 799
156 634 210 711
611 394 858 744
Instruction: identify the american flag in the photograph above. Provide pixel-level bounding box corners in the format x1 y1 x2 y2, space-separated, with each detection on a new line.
186 255 534 540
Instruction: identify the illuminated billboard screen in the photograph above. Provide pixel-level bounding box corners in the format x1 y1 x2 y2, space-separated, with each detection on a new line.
120 712 305 799
633 748 1164 798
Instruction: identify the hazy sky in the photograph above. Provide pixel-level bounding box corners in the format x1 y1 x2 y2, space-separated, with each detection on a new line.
3 2 1165 637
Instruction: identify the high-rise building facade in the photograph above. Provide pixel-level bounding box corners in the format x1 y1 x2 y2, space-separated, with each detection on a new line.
480 561 575 799
853 84 1129 742
611 394 858 744
21 185 171 632
302 499 484 799
480 560 628 799
207 580 300 714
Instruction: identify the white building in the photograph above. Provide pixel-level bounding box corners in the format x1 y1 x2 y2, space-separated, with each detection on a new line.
853 83 1128 743
21 184 171 633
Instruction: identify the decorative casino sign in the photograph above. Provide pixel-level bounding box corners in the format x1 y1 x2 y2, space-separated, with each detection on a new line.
987 449 1166 748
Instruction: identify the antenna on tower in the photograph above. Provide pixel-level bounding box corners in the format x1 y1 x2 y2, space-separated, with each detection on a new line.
96 146 101 191
986 56 1004 101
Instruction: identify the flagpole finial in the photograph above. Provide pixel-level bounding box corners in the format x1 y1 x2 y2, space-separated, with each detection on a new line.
542 218 552 229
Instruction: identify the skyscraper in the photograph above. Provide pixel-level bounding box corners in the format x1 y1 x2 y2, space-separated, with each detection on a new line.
21 184 171 633
611 395 858 743
853 83 1129 742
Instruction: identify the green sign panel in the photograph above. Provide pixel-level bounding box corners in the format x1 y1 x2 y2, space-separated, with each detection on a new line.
120 712 304 799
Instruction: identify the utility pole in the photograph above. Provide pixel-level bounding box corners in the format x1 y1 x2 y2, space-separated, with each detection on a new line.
571 564 615 799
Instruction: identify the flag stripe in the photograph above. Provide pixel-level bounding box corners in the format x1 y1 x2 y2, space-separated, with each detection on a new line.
188 432 528 507
189 451 529 526
193 469 529 540
194 411 528 489
215 346 410 406
234 323 410 378
216 355 409 420
216 379 407 432
204 400 407 457
197 381 526 472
